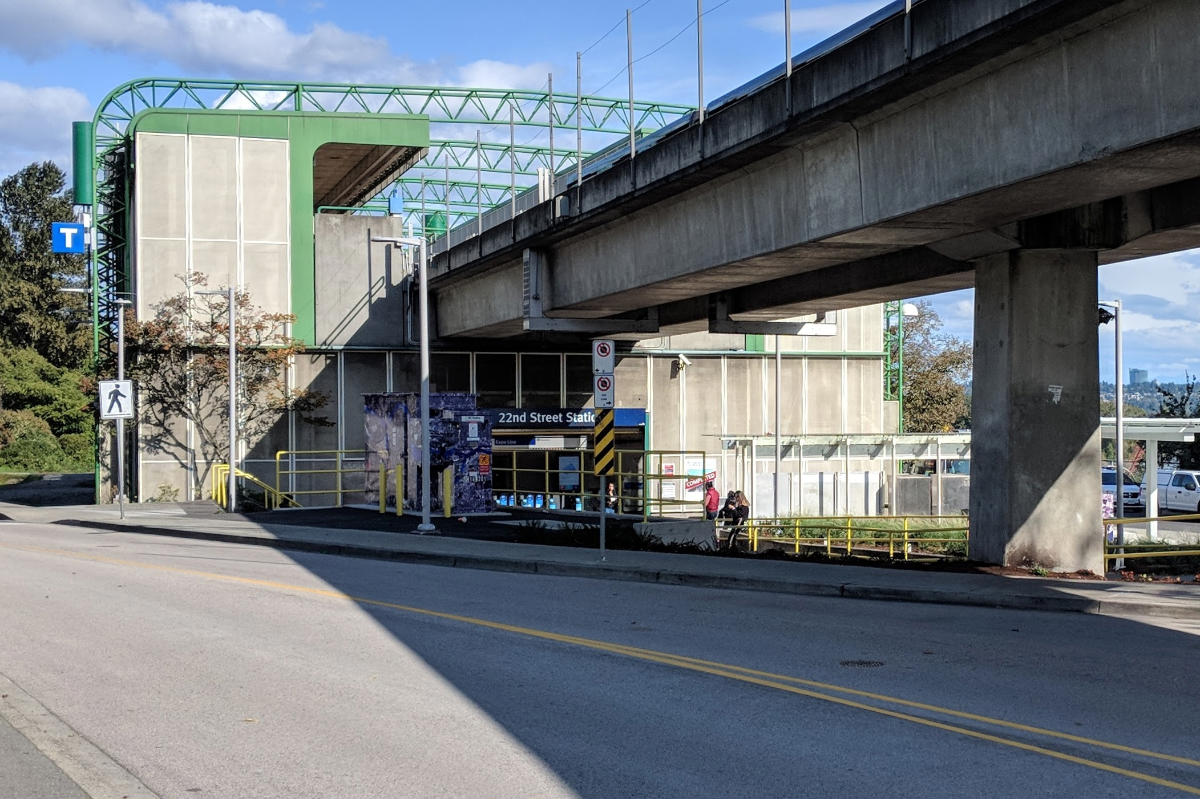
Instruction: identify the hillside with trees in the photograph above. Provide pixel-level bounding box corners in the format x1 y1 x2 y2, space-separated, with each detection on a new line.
0 161 93 473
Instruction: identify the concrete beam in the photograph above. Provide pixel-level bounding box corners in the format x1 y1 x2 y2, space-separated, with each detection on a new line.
432 0 1200 338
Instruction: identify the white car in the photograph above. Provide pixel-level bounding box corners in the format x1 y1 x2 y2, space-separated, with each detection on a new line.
1101 467 1142 509
1145 469 1200 513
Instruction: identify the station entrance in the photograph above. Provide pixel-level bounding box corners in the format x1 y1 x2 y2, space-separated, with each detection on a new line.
487 408 647 513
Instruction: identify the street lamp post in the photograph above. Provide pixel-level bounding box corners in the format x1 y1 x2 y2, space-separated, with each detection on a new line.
198 287 237 513
1099 299 1124 567
114 297 131 518
63 288 131 517
371 235 436 532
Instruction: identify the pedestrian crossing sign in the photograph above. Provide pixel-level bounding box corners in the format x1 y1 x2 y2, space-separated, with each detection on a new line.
99 380 135 419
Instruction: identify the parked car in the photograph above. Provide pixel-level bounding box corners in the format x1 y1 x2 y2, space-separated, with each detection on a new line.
1101 467 1142 509
1144 468 1200 513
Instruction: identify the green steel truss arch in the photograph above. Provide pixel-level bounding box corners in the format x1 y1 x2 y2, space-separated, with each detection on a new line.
87 77 693 369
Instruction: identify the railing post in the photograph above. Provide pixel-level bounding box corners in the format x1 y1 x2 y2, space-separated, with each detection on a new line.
395 463 403 517
904 517 910 561
794 519 800 554
379 463 387 514
846 516 852 555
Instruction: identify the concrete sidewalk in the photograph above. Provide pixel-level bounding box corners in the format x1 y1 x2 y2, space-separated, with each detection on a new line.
2 501 1198 621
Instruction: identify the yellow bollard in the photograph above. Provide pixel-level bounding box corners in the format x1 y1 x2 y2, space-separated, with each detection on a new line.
846 516 852 555
794 519 800 554
903 517 910 561
442 467 454 518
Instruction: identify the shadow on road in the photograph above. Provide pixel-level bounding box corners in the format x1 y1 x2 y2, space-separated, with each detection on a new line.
0 473 93 507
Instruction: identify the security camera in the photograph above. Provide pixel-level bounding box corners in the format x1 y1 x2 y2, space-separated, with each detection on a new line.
676 353 692 367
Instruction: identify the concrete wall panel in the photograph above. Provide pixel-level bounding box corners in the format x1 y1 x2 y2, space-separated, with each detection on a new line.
344 352 388 451
293 353 339 453
806 359 842 434
682 358 722 451
189 136 238 242
723 358 759 439
137 239 187 313
614 355 647 408
313 215 409 347
191 240 237 290
241 138 289 245
244 243 289 315
649 357 680 452
847 359 884 433
135 133 186 240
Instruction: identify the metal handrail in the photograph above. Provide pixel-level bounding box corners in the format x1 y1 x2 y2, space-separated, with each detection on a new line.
274 449 369 507
741 515 969 560
212 464 300 511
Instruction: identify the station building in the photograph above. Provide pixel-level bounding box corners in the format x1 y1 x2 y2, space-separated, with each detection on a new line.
82 80 930 517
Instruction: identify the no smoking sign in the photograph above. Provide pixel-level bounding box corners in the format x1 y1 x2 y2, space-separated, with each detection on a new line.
592 339 615 374
593 373 614 408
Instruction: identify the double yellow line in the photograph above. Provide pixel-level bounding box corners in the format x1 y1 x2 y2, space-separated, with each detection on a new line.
7 540 1200 795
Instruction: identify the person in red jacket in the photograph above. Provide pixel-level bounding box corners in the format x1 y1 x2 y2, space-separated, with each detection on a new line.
704 481 720 520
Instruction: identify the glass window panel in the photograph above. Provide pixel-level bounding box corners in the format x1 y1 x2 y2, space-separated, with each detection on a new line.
521 353 561 407
430 353 470 393
565 354 592 408
476 352 516 408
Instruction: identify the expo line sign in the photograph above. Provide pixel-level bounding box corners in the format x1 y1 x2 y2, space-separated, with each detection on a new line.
684 471 718 491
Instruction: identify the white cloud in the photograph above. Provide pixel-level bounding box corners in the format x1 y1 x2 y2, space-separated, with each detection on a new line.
0 82 92 178
1099 251 1200 306
748 2 892 36
0 0 412 83
455 60 555 92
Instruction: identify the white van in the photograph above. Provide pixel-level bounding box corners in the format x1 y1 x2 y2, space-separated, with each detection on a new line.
1146 468 1200 513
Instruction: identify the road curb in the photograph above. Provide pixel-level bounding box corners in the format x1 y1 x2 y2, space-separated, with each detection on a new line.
47 518 1200 621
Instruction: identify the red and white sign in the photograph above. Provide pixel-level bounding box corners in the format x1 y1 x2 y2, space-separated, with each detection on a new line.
592 339 615 374
593 374 614 408
684 471 718 491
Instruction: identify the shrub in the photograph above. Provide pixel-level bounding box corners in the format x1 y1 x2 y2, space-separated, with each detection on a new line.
0 410 65 471
57 432 93 470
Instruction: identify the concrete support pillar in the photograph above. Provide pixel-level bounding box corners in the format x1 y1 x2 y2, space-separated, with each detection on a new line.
969 249 1103 573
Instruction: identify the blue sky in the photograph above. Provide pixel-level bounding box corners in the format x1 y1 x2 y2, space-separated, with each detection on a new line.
0 0 1194 384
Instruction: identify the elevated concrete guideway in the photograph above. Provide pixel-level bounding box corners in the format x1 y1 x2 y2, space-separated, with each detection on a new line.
427 0 1200 574
430 0 1200 340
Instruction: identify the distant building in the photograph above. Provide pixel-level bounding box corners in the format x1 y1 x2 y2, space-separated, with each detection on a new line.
1130 368 1150 384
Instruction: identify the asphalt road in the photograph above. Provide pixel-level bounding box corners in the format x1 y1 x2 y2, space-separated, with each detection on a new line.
1 521 1199 798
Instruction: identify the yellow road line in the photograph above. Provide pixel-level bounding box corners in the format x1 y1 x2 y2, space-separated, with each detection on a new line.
5 540 1200 796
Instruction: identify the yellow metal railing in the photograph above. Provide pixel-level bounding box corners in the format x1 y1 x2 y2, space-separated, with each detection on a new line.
211 464 301 511
739 515 970 560
274 449 368 507
1104 511 1200 563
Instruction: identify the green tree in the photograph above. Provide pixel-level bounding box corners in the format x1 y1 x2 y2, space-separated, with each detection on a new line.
128 274 329 496
0 347 94 436
0 161 90 369
1154 374 1200 468
900 300 972 433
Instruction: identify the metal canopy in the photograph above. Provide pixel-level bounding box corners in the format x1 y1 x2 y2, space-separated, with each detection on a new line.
313 142 427 209
1100 417 1198 443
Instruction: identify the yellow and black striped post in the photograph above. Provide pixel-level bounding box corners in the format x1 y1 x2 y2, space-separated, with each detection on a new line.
593 409 615 476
